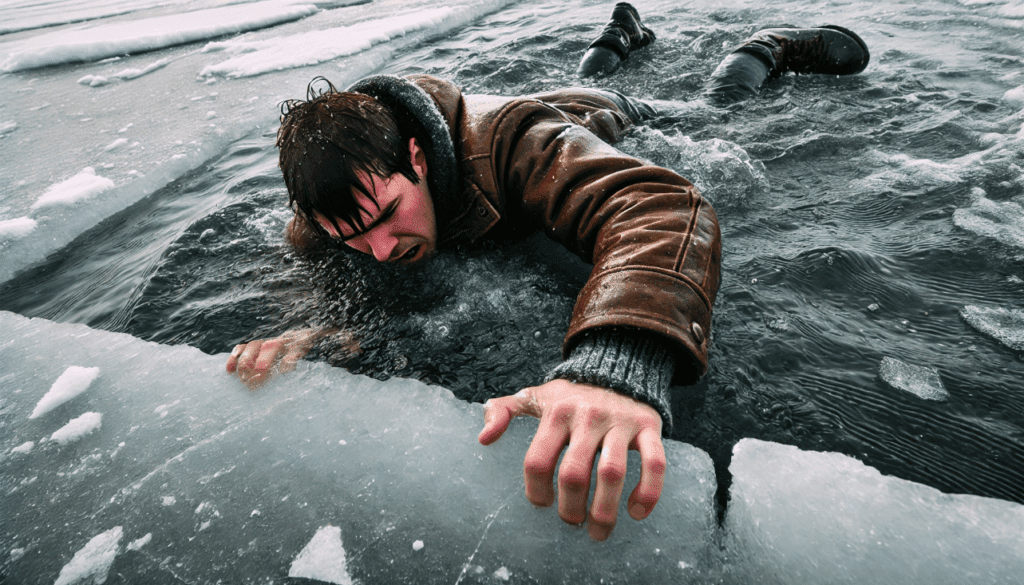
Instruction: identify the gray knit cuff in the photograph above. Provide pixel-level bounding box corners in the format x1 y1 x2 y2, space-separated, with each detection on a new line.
547 329 675 431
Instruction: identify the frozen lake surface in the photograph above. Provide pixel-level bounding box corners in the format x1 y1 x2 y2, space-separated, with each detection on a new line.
2 0 1024 582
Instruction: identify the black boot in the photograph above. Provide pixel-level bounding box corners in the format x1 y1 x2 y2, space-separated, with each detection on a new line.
704 25 869 104
577 2 656 78
734 25 870 79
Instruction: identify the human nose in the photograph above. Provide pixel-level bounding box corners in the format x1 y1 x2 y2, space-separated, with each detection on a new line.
359 229 399 262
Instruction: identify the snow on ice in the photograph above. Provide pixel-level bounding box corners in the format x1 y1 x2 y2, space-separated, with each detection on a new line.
200 7 456 78
53 526 122 585
0 217 36 241
49 412 103 445
0 1 320 73
29 366 101 419
30 168 115 211
288 526 354 585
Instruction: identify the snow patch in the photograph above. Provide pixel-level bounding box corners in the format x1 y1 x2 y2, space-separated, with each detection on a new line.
50 412 103 445
30 169 114 211
200 7 455 78
54 526 122 585
288 526 354 585
11 441 35 454
29 366 100 419
0 217 37 241
0 2 319 73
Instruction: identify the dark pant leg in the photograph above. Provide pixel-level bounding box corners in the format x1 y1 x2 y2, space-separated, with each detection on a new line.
589 88 664 123
703 51 771 105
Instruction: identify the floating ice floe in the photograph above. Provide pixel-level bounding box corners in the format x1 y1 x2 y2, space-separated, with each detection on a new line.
200 7 456 78
878 357 949 401
289 526 354 585
50 412 103 445
953 193 1024 250
30 168 114 212
961 305 1024 352
53 526 122 585
29 366 100 419
10 441 34 454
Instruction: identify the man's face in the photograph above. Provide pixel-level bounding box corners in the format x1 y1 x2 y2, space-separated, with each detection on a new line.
313 138 437 265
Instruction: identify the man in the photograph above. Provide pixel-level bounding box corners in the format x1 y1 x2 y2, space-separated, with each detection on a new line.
227 3 869 540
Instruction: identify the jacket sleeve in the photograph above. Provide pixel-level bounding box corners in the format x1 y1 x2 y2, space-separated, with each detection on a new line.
494 104 722 385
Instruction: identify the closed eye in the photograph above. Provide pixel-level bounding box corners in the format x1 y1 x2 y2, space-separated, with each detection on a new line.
336 200 399 242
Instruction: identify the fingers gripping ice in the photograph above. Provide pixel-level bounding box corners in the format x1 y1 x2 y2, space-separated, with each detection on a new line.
478 380 666 541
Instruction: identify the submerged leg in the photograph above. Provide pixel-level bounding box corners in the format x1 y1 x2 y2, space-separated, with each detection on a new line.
704 25 870 105
577 2 656 78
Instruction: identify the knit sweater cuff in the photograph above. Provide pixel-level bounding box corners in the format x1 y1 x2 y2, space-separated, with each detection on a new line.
547 329 675 431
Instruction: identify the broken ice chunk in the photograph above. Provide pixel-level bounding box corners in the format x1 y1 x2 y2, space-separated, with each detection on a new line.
878 357 948 401
29 366 100 419
961 305 1024 352
288 526 353 585
54 526 122 585
127 533 151 551
50 412 103 445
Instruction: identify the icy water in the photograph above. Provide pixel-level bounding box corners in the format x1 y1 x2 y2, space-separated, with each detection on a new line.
3 0 1024 515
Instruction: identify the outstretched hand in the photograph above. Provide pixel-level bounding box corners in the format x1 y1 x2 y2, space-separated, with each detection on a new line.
479 379 666 541
226 328 321 389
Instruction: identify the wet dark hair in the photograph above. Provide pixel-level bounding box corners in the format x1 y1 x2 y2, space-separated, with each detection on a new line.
277 77 419 238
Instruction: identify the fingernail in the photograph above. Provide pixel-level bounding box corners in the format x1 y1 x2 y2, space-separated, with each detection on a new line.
629 502 646 519
231 346 241 357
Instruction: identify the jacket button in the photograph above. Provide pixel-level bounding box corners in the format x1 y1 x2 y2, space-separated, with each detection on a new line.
691 323 705 344
477 205 487 217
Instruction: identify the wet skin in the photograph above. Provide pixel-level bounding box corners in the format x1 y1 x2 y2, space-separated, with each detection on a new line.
227 137 665 540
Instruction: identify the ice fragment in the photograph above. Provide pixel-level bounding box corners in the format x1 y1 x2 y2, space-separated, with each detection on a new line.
288 526 353 585
878 357 948 401
127 534 151 551
54 526 122 585
961 305 1024 352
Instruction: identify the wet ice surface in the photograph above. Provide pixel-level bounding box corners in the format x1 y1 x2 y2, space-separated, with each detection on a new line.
878 357 948 401
725 439 1024 585
0 312 718 583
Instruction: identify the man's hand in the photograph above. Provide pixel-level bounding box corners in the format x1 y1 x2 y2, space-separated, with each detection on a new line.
226 328 321 389
478 379 666 541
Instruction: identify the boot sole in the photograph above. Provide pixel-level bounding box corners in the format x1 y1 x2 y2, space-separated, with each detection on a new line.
818 24 870 68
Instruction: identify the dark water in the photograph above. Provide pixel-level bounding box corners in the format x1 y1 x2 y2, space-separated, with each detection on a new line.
2 0 1024 507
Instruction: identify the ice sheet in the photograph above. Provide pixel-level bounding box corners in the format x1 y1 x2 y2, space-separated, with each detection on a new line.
0 2 320 73
0 311 717 583
725 438 1024 584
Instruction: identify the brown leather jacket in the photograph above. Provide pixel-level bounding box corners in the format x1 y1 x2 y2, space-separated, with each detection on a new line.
407 75 721 385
